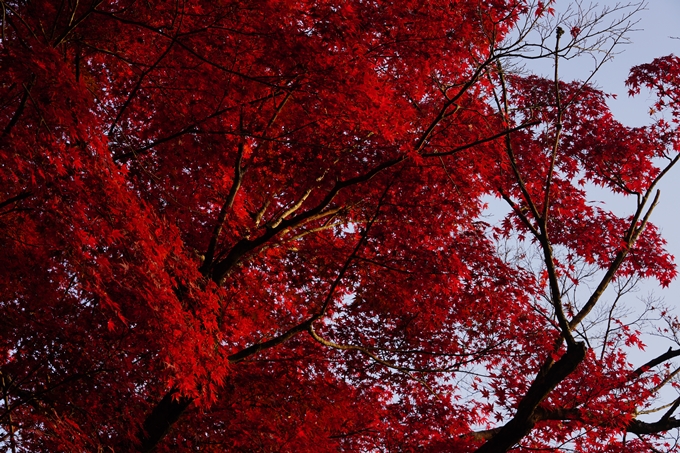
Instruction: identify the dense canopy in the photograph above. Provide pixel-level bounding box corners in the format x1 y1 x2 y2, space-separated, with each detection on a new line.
2 0 680 451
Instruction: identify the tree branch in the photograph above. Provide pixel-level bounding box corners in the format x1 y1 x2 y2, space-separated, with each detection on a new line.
632 347 680 378
421 120 540 158
107 37 177 137
2 76 35 137
200 142 245 275
474 342 586 453
210 156 404 284
0 190 32 212
138 390 192 453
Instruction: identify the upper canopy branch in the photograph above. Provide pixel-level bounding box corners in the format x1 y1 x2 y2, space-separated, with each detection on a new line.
472 405 680 440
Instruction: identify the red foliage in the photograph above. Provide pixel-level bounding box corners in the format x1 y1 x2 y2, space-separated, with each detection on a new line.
1 1 680 452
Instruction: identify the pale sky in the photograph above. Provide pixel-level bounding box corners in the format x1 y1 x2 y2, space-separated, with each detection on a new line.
589 0 679 126
586 0 680 300
553 0 680 409
485 0 680 352
515 0 680 296
524 1 678 124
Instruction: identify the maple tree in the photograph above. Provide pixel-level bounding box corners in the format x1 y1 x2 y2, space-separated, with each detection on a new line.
2 0 680 451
